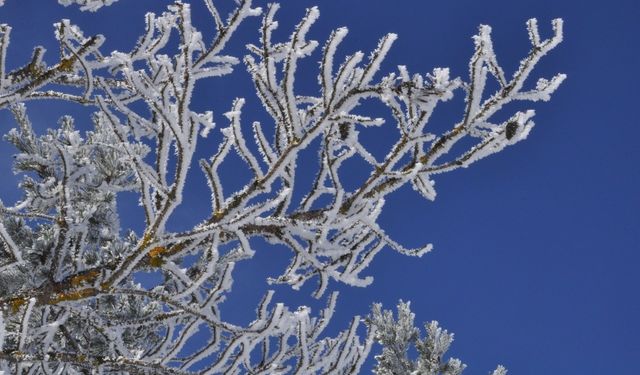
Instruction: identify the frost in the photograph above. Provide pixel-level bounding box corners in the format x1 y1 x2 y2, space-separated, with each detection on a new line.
0 2 562 373
0 310 4 351
58 0 120 12
369 302 506 375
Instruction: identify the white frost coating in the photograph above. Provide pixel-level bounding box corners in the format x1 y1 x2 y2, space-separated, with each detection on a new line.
41 309 70 353
320 27 349 105
412 173 437 201
58 0 120 12
0 310 4 351
369 302 511 374
360 33 398 87
0 220 22 263
431 67 452 91
226 98 264 178
474 25 507 87
18 298 36 352
0 3 563 373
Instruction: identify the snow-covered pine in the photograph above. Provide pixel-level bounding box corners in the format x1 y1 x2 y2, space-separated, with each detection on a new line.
368 301 509 375
0 1 563 373
0 0 109 11
58 0 120 12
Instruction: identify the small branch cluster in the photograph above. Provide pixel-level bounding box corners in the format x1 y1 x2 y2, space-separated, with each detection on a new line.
368 302 508 375
57 0 120 12
0 1 564 373
0 0 121 12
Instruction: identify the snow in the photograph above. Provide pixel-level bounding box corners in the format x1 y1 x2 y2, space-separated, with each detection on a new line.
0 2 563 372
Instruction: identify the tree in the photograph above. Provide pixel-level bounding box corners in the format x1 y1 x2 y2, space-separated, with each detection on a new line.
0 0 564 373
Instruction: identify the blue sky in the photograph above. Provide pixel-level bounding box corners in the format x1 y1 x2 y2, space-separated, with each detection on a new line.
0 0 638 374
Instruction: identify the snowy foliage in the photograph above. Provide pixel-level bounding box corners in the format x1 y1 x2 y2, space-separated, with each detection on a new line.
368 302 509 375
0 0 563 373
58 0 120 12
0 0 120 12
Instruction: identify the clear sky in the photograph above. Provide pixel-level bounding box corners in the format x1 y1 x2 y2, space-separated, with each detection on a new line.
0 0 638 374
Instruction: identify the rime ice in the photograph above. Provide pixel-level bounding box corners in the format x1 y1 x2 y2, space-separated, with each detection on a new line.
0 1 563 373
